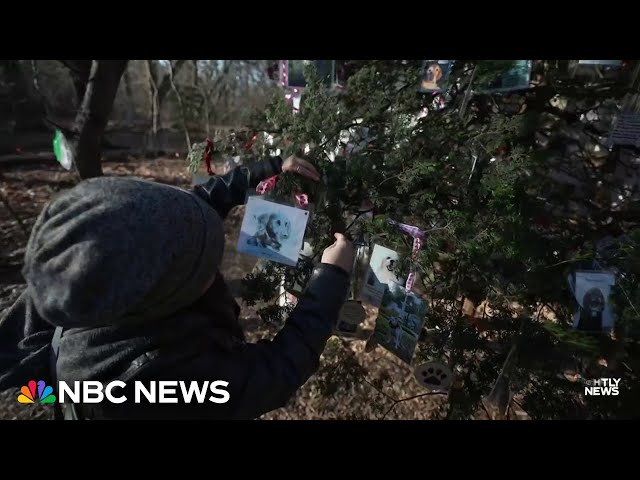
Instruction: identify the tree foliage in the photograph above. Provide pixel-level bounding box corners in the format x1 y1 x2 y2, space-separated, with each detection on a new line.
207 60 640 419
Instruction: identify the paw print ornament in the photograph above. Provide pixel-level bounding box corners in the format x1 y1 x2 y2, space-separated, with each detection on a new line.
414 362 453 392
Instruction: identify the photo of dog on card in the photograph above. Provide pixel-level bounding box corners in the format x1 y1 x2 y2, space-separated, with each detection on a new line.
373 282 428 363
571 270 616 333
419 60 453 93
237 196 309 267
359 244 405 307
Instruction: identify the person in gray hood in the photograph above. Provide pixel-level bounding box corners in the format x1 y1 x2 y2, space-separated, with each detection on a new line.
0 155 354 419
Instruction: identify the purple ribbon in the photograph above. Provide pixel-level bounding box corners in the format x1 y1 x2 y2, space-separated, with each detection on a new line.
388 219 426 291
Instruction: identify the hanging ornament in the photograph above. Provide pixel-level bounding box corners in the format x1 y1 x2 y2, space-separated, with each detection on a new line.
387 218 426 292
414 362 453 392
223 155 243 174
371 281 429 364
335 300 367 336
364 335 378 352
578 60 622 68
359 244 405 307
418 60 454 94
483 341 518 418
52 130 73 170
476 60 532 94
236 196 310 267
569 270 616 333
483 371 512 418
431 95 446 111
606 113 640 148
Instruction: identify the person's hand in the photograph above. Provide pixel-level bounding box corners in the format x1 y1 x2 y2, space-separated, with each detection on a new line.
321 233 355 275
282 155 321 182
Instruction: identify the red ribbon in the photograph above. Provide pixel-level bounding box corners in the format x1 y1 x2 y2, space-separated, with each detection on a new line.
204 138 215 176
256 175 309 209
244 133 258 152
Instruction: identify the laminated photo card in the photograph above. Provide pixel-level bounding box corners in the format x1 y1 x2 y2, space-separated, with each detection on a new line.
578 60 622 67
419 60 454 94
359 244 405 307
373 281 428 363
281 60 335 89
237 196 310 267
476 60 532 93
569 270 616 332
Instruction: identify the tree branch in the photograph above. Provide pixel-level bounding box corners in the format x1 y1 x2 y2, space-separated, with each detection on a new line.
380 392 447 420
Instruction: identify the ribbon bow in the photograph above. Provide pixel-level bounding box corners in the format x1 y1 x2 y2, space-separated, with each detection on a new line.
387 218 426 291
203 138 215 175
256 175 309 209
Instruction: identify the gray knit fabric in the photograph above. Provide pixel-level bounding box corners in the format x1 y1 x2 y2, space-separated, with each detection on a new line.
22 176 225 328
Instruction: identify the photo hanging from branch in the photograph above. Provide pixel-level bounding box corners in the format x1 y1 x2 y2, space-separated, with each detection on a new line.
237 196 310 267
280 60 336 89
607 113 640 148
359 244 405 307
476 60 532 94
578 60 622 67
418 60 454 94
372 281 428 364
569 60 625 81
569 270 616 333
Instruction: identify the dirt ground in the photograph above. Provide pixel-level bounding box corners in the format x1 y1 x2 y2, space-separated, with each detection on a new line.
0 156 449 420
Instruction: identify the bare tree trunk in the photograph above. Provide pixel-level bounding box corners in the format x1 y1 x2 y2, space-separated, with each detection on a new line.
71 60 128 179
60 60 92 107
121 64 136 126
157 60 187 109
202 87 210 138
193 60 198 86
145 60 159 154
168 62 191 153
27 60 52 122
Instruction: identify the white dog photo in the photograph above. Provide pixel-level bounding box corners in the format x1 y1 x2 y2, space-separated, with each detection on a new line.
237 196 309 267
359 244 405 307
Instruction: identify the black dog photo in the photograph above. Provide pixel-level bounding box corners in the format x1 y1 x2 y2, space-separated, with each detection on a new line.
572 271 616 332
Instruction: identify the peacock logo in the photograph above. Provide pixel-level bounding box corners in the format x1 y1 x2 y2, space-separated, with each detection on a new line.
18 380 56 404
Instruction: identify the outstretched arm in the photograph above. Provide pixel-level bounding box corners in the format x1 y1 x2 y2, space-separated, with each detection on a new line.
154 261 351 420
192 155 321 220
192 156 284 219
162 233 353 419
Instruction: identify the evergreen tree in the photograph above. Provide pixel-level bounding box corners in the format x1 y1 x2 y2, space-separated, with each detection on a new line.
191 60 640 419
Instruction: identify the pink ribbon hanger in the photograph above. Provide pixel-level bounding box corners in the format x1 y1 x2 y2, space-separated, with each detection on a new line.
387 218 426 291
256 175 309 209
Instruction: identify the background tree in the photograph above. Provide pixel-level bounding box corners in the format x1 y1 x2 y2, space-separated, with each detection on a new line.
207 60 640 420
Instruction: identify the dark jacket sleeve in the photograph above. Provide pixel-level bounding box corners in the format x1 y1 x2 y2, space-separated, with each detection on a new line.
192 156 283 219
149 263 351 420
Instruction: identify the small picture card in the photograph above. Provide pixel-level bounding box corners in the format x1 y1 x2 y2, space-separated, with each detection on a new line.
372 282 428 364
335 300 367 336
571 270 616 332
419 60 454 93
191 173 211 186
281 60 335 89
237 196 310 267
476 60 532 93
360 244 405 307
223 155 242 174
578 60 622 67
607 113 640 148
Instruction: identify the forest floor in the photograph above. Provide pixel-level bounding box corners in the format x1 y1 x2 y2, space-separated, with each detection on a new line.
0 155 496 420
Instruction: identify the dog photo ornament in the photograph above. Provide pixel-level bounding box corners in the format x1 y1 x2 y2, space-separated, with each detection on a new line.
359 244 405 307
237 196 310 267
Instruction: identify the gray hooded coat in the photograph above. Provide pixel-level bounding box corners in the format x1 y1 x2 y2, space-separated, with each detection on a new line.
0 157 351 419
